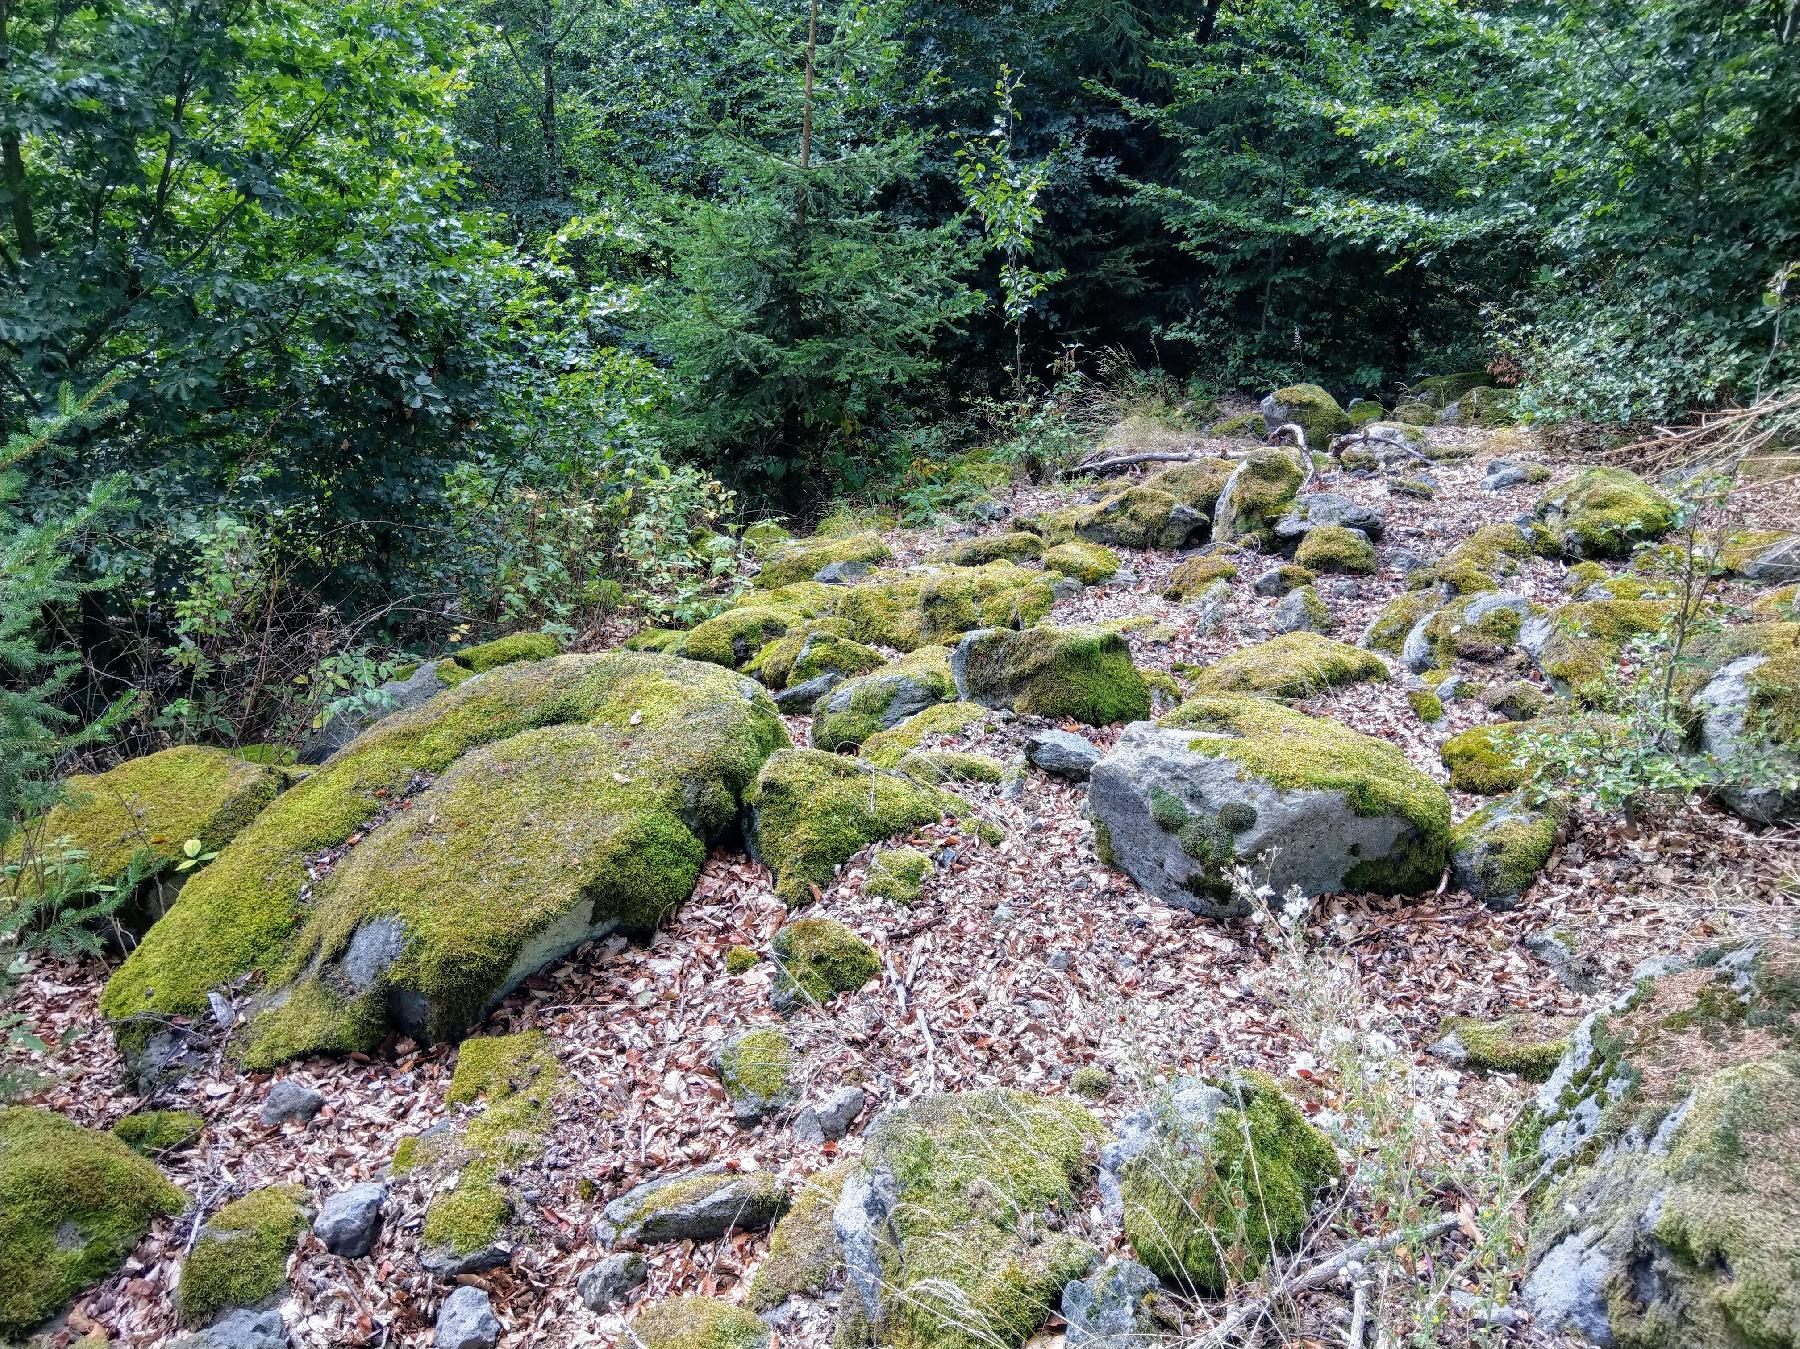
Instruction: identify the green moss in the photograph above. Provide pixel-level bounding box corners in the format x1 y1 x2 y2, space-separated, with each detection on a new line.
1535 598 1669 697
836 563 1055 652
1120 1072 1339 1295
1410 372 1490 408
750 750 961 905
897 749 1005 785
755 533 893 590
15 747 282 899
860 701 989 769
625 627 687 653
1193 632 1388 699
851 1091 1102 1349
772 917 881 1005
1415 523 1535 596
636 1296 770 1349
1216 450 1305 543
1458 385 1520 426
956 624 1152 725
1294 524 1376 575
1535 467 1677 560
1437 1015 1567 1081
747 624 880 691
747 1164 850 1311
1267 384 1352 448
1347 398 1385 426
1363 589 1440 655
0 1108 186 1335
1750 584 1799 622
866 846 933 904
1144 458 1238 513
446 631 562 676
1440 723 1533 794
742 519 793 553
812 647 955 753
176 1184 308 1325
1391 476 1436 499
717 1027 796 1104
1040 539 1119 585
1161 695 1451 892
1070 1066 1113 1100
1483 679 1549 720
111 1110 204 1155
1418 594 1537 668
725 945 761 975
1409 689 1445 722
1452 797 1559 903
1163 555 1238 600
1285 585 1331 632
941 532 1044 566
677 604 803 670
1209 412 1267 440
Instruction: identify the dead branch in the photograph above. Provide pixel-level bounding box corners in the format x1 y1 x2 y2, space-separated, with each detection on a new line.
1069 450 1205 475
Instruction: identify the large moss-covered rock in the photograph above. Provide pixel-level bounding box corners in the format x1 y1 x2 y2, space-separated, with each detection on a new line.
771 917 881 1009
859 701 990 769
747 1164 850 1311
1163 555 1237 600
1411 522 1535 596
1520 598 1669 698
674 605 802 669
1211 450 1305 544
176 1184 310 1325
1362 589 1442 656
1108 1072 1338 1295
1294 523 1377 575
1535 468 1677 560
940 532 1043 566
11 747 282 924
1074 485 1205 551
748 750 963 905
1410 592 1539 671
0 1107 186 1335
834 1090 1101 1349
103 654 788 1067
1520 941 1800 1349
1451 795 1560 908
951 624 1151 725
835 564 1055 651
1192 632 1388 700
1688 621 1800 823
810 647 955 753
1410 372 1490 409
1089 695 1451 913
755 533 893 589
1259 384 1353 449
746 622 882 691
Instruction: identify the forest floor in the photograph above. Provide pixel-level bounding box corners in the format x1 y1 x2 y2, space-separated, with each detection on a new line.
16 420 1800 1348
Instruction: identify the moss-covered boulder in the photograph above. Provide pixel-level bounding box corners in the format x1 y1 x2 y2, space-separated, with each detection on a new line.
835 1090 1101 1349
1293 523 1376 575
1362 589 1442 655
1347 398 1385 426
1144 458 1238 514
951 624 1151 725
746 622 882 691
1109 1072 1338 1295
10 747 282 927
742 519 793 553
103 653 788 1070
1520 940 1800 1349
1192 632 1388 700
1272 585 1332 635
1410 372 1490 409
811 647 955 752
865 846 933 904
1410 592 1539 672
441 631 563 682
1453 385 1520 427
1259 384 1353 449
1089 695 1451 913
1211 450 1306 545
1483 678 1551 721
1411 522 1535 596
747 1164 850 1311
1430 1013 1568 1081
1209 411 1266 440
1440 722 1534 794
1391 400 1436 425
1040 539 1119 585
836 563 1055 651
1163 555 1237 600
748 749 963 905
1688 621 1800 823
598 1167 787 1248
859 701 989 769
940 532 1043 566
755 533 893 590
674 605 802 669
0 1107 186 1335
176 1184 310 1325
1751 583 1799 621
715 1028 797 1123
1451 795 1560 907
1534 467 1677 560
1073 485 1205 551
635 1297 771 1349
112 1109 205 1156
771 917 881 1011
1520 597 1669 698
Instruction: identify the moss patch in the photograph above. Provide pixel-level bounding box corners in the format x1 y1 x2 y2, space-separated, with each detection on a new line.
860 701 989 769
1363 590 1440 655
717 1028 796 1108
1266 384 1352 448
1452 797 1558 900
1535 467 1677 560
865 846 933 904
941 532 1044 566
1440 722 1533 794
1294 524 1376 575
1164 555 1238 600
772 917 881 1005
0 1107 186 1335
635 1296 770 1349
747 1164 850 1312
1193 632 1388 700
1409 689 1445 722
112 1110 204 1155
1534 597 1669 697
1436 1014 1567 1081
812 647 955 753
444 631 562 678
1216 450 1305 543
956 624 1151 725
1041 539 1119 585
1413 523 1534 596
836 564 1056 652
675 605 802 670
755 533 893 590
176 1184 309 1325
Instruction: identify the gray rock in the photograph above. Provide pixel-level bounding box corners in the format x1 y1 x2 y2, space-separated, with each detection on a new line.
299 660 447 765
577 1250 647 1312
1452 795 1556 909
834 1162 899 1321
1026 728 1103 782
1272 586 1332 635
170 1309 287 1349
1480 460 1537 491
1051 576 1085 600
258 1080 323 1127
775 672 841 713
1099 1077 1225 1220
1399 615 1438 673
1741 534 1800 582
1272 491 1385 549
1062 1259 1166 1348
1523 1228 1615 1346
1189 578 1232 637
420 1241 511 1277
792 1085 867 1145
813 559 874 585
1251 568 1287 597
595 1165 787 1246
1692 654 1799 823
313 1182 385 1258
811 668 944 749
124 1022 210 1093
435 1285 501 1349
1321 577 1363 600
1390 548 1429 575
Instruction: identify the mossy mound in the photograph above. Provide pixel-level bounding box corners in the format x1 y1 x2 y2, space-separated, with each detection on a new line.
746 623 881 691
941 532 1044 566
1117 1072 1339 1295
635 1297 771 1349
1451 795 1559 905
1213 450 1305 544
1525 597 1669 697
1482 678 1550 720
1408 689 1444 722
772 917 881 1006
811 647 955 753
105 653 788 1067
1411 523 1535 596
1040 539 1119 585
112 1110 204 1155
11 746 282 917
1750 583 1798 621
1440 722 1533 794
397 1031 562 1265
716 1028 796 1119
1456 385 1520 426
895 749 1005 785
1144 458 1238 514
1347 398 1385 426
1192 632 1388 700
755 533 893 589
742 520 793 553
1294 524 1376 575
176 1184 310 1325
1073 485 1202 551
749 750 963 905
835 563 1055 652
839 1090 1102 1349
1163 555 1238 600
865 846 933 904
1362 589 1441 655
675 605 802 670
1418 593 1538 668
1391 400 1436 425
1262 384 1352 449
1434 1014 1567 1080
859 701 990 769
953 624 1151 725
441 631 562 683
747 1164 850 1311
1521 941 1800 1348
0 1107 186 1335
1209 411 1266 440
1534 467 1677 559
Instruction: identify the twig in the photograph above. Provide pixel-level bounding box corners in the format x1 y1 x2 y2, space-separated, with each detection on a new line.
1069 450 1203 474
1347 1277 1370 1348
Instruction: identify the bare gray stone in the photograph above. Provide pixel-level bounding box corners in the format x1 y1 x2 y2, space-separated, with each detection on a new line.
258 1080 323 1127
435 1286 501 1349
313 1182 385 1258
